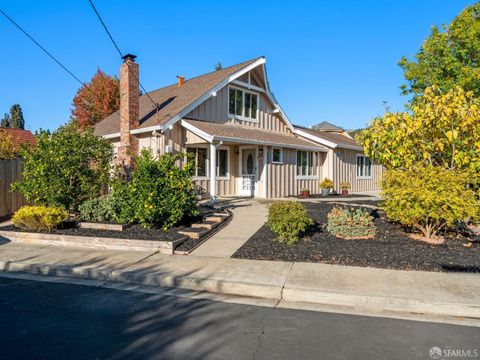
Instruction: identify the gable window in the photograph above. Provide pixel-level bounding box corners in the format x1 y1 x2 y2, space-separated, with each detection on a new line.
272 148 283 163
356 155 372 178
216 148 229 178
229 86 258 120
296 150 317 177
187 147 208 177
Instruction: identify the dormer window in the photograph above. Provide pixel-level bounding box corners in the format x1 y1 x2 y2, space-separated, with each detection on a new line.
229 86 258 121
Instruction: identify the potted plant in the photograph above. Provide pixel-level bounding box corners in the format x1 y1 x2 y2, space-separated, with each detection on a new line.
319 178 334 196
339 182 351 196
300 187 310 198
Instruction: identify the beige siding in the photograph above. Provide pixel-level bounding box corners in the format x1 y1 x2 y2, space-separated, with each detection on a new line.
186 78 290 133
266 147 323 198
332 148 383 192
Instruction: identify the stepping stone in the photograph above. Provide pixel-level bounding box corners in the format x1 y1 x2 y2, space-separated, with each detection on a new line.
178 227 209 240
191 221 219 230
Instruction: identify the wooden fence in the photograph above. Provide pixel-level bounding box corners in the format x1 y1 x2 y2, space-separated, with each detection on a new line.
0 159 26 218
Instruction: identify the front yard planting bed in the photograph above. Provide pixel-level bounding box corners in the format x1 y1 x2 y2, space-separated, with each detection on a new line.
232 201 480 272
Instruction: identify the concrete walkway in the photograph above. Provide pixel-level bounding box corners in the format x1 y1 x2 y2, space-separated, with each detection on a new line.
0 240 478 325
192 199 267 257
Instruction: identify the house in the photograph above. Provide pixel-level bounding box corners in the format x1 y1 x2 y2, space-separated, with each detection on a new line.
94 55 381 199
0 128 36 148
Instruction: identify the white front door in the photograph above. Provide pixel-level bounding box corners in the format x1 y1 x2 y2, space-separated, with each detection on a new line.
239 147 257 197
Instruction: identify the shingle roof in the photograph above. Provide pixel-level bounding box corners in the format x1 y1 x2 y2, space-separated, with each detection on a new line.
184 119 326 151
94 57 263 137
311 121 344 132
294 125 362 149
0 128 35 147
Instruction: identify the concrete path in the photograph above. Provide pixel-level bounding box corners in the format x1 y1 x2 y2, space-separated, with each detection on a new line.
0 241 478 325
191 199 267 257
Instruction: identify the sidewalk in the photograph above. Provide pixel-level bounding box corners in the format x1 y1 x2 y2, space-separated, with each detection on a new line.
192 199 267 257
0 240 478 324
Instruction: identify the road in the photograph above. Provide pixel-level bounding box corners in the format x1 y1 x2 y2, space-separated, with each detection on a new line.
0 277 478 360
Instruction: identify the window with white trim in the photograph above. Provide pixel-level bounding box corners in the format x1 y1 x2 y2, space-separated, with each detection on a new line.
229 87 258 120
272 148 283 163
356 155 372 178
216 148 228 177
187 147 208 177
296 150 317 177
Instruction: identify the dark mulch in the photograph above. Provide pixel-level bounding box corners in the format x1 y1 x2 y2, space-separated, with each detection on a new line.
232 202 480 272
0 222 186 242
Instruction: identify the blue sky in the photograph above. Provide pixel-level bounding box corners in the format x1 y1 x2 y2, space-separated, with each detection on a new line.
0 0 474 132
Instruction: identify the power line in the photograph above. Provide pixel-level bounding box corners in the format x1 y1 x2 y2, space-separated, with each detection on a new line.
87 0 159 109
0 8 86 87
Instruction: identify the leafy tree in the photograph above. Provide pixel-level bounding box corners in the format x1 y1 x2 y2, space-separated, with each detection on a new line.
9 104 25 129
11 123 113 210
399 2 480 98
358 86 480 178
71 69 120 129
0 130 18 159
1 113 10 128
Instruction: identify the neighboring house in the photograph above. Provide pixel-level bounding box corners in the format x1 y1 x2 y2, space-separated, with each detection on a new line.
0 128 36 148
94 55 380 199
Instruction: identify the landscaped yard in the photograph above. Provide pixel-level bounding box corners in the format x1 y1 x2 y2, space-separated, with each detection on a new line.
232 201 480 273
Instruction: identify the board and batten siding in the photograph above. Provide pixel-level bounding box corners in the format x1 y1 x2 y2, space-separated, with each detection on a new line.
332 148 383 192
186 82 289 133
265 147 323 198
0 158 27 218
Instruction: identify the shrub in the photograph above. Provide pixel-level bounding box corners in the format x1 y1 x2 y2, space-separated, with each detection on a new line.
326 207 376 239
78 195 119 223
11 123 113 210
267 201 313 245
12 206 68 232
111 149 199 228
320 178 334 189
382 166 478 242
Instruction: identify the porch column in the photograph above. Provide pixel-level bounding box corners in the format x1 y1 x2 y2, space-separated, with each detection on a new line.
209 143 216 200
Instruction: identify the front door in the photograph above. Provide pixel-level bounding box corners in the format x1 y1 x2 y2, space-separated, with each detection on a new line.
239 147 257 197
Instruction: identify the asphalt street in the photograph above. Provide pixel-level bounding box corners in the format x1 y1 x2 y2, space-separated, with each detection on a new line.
0 276 478 360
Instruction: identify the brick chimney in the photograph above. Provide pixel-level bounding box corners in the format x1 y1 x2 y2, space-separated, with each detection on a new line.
117 54 139 167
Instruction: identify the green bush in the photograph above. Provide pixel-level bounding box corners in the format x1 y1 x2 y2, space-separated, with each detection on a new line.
326 207 376 238
267 201 313 245
382 166 479 241
78 195 119 223
111 149 199 228
11 123 113 210
12 206 68 232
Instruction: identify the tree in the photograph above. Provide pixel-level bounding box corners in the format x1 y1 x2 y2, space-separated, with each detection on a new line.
71 69 120 129
358 86 480 178
9 104 25 129
399 2 480 98
1 113 10 128
11 123 113 210
0 130 17 159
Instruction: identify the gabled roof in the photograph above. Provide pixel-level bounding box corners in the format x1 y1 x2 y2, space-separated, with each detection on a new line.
94 57 293 137
0 128 35 147
293 125 363 151
311 121 344 132
183 119 327 152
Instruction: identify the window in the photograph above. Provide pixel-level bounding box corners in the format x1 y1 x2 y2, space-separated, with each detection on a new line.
216 149 228 177
187 147 208 177
272 148 283 163
357 155 372 178
296 151 317 177
229 86 258 120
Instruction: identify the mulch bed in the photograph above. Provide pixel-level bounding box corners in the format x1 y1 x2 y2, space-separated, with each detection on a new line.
0 223 186 242
232 201 480 273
